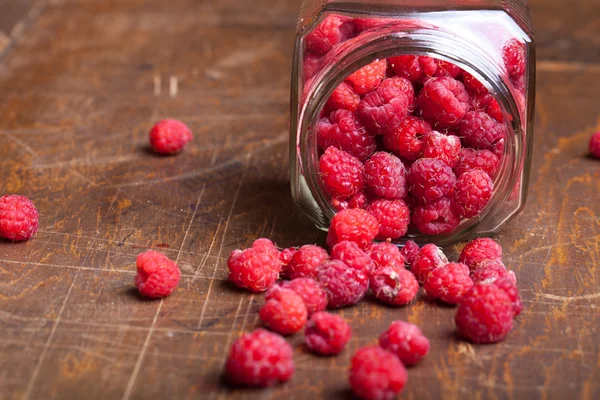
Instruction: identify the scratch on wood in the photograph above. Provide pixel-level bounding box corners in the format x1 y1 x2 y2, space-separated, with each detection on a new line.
153 74 161 96
538 292 600 301
169 76 178 98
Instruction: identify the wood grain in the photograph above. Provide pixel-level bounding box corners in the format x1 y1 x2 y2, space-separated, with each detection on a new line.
0 0 599 399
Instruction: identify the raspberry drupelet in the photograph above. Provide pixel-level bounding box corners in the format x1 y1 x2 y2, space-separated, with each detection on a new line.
407 158 456 204
368 242 405 269
364 152 407 199
320 147 365 199
251 238 281 259
434 60 462 78
286 244 329 280
453 148 500 178
330 240 375 274
421 131 462 168
317 109 376 162
494 276 523 316
260 285 308 335
423 262 474 305
383 116 432 161
417 76 470 128
228 245 281 292
470 260 509 283
370 263 419 306
134 251 181 298
304 311 352 356
453 169 494 218
225 329 294 386
380 76 416 111
317 259 369 308
412 197 461 236
459 237 503 271
326 208 379 250
411 244 449 283
367 198 410 240
379 320 430 366
281 278 328 315
349 346 408 400
0 195 39 241
346 59 388 95
149 119 193 155
357 83 410 135
589 131 600 159
400 240 420 267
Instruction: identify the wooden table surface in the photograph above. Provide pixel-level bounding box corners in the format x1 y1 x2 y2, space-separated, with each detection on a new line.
0 0 598 399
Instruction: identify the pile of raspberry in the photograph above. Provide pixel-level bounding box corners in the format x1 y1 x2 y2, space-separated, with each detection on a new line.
225 226 522 398
306 16 527 240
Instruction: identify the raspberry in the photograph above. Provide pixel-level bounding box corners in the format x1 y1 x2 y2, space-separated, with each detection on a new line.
462 71 487 95
357 84 410 135
379 321 430 366
332 192 370 211
433 60 461 78
370 263 419 306
252 238 281 259
411 243 449 283
368 242 405 269
353 18 396 33
364 152 407 199
149 119 193 155
281 277 328 315
318 110 376 161
389 55 437 83
400 240 419 267
317 260 369 308
304 311 352 355
326 208 379 250
455 283 514 343
346 59 387 95
458 237 503 271
423 262 473 305
228 247 281 292
134 251 181 298
304 54 323 80
383 116 432 161
380 76 415 111
326 81 361 112
412 197 461 235
349 346 408 400
470 259 509 283
502 38 526 78
421 131 462 168
589 132 600 159
331 240 374 273
260 285 308 335
407 158 456 204
225 329 294 386
279 247 297 268
319 147 365 199
0 195 39 241
367 199 410 240
494 276 523 316
459 111 506 151
417 77 469 128
470 92 503 123
453 148 500 178
305 15 353 55
287 244 329 279
453 169 494 218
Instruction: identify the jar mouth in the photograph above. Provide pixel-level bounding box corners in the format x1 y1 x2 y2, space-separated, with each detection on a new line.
295 25 527 245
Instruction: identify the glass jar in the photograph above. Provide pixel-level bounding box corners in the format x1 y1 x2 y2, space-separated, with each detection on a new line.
290 0 535 246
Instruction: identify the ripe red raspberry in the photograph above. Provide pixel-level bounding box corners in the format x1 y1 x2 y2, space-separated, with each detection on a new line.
407 158 456 204
589 132 600 159
494 276 523 316
260 285 308 335
380 76 415 111
417 77 469 128
331 240 374 273
332 192 370 211
327 208 379 250
0 195 39 241
423 262 473 305
149 119 193 155
357 84 410 135
303 54 323 80
281 277 328 315
134 251 181 298
412 197 461 235
383 116 432 161
364 152 407 199
279 247 297 267
326 81 361 112
353 17 398 33
349 346 408 400
470 259 509 283
455 283 514 343
305 15 353 55
370 263 419 306
379 320 430 366
453 148 500 178
400 240 419 267
304 311 352 355
411 243 449 283
368 242 405 269
225 329 294 386
319 147 365 199
287 244 329 280
502 38 526 78
459 110 506 151
459 237 503 271
389 55 437 83
367 199 410 240
453 169 494 218
346 59 387 95
470 92 503 122
422 131 462 168
228 247 281 292
462 71 487 95
318 110 376 162
433 60 461 78
317 260 369 308
252 238 281 259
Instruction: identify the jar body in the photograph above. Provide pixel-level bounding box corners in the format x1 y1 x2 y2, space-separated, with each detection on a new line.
290 0 535 246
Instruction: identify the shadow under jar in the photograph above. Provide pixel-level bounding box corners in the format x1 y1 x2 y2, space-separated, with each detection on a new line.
290 0 535 246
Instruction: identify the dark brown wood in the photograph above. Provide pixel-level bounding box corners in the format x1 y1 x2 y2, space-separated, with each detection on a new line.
0 0 598 399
